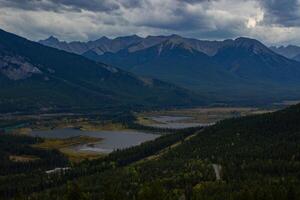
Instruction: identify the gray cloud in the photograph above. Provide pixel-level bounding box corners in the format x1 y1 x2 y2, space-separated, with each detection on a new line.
0 0 300 45
0 0 120 12
260 0 300 26
130 1 212 31
120 0 144 9
55 0 120 12
0 0 60 12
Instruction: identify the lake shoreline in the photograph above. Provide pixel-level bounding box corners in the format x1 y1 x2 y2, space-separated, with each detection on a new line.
31 128 160 155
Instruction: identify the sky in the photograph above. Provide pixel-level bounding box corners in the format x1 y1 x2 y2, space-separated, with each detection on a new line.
0 0 300 46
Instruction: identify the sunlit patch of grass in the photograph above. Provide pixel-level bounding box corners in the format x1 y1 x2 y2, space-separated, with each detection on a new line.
79 122 126 131
33 136 104 163
135 116 163 126
137 107 275 124
31 119 127 132
10 128 32 135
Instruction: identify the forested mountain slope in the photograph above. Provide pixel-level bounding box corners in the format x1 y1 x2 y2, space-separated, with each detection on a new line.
4 103 299 199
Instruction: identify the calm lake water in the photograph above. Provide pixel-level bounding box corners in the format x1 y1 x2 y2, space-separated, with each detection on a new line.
148 116 211 129
31 129 159 153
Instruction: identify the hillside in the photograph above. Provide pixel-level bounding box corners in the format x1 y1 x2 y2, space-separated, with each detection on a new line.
0 29 202 113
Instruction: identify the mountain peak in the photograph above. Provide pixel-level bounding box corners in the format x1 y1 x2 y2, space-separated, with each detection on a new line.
93 36 111 43
152 37 197 55
235 37 260 44
99 36 110 41
44 35 60 43
234 37 268 47
116 34 143 41
38 36 61 46
232 37 272 54
168 34 182 39
130 34 142 39
101 36 109 40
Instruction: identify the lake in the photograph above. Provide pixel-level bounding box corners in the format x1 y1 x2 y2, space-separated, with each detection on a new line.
31 129 159 153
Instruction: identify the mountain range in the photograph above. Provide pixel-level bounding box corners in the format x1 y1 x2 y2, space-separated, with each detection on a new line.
0 29 202 113
40 35 300 103
39 35 144 55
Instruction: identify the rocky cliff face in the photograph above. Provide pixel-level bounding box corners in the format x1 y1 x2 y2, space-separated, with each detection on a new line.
0 55 42 80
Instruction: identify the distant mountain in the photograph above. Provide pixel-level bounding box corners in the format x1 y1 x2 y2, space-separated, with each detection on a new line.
86 36 300 103
39 34 226 57
39 34 300 103
0 29 202 113
39 35 143 55
213 37 300 83
90 36 236 91
270 45 300 61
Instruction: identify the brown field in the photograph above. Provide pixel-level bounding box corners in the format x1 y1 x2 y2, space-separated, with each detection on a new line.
33 136 104 162
33 136 102 149
30 118 126 132
137 107 276 125
9 155 39 162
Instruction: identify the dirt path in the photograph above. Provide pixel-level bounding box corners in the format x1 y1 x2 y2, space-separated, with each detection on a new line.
212 164 222 181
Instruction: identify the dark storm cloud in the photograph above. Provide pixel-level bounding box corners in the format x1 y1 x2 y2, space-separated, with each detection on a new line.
133 1 212 31
260 0 300 26
0 0 300 45
0 0 256 41
180 0 218 3
0 0 217 12
120 0 144 8
0 0 120 12
55 0 120 12
0 0 59 12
